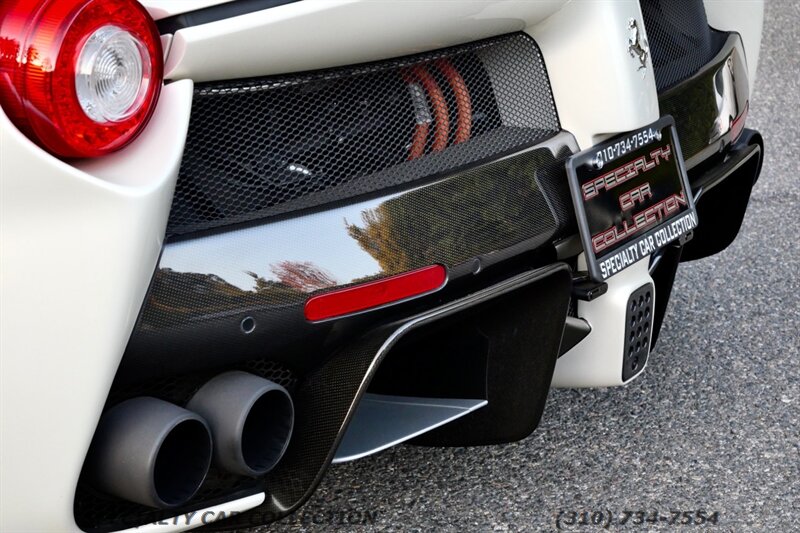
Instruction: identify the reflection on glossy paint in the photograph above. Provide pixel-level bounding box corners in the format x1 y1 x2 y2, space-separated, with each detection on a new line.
141 134 576 329
346 146 567 273
659 36 748 165
269 261 338 293
711 56 738 140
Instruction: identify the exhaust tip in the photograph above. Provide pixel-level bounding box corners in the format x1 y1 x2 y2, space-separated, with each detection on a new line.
86 397 212 509
153 417 213 507
241 387 294 473
188 371 294 477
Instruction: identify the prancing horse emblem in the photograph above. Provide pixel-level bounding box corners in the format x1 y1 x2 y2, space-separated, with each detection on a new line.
627 18 650 75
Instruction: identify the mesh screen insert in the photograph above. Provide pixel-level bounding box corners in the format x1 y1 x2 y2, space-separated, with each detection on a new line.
641 0 727 92
168 33 560 236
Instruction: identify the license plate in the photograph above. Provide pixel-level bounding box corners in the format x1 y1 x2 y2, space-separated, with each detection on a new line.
566 116 698 281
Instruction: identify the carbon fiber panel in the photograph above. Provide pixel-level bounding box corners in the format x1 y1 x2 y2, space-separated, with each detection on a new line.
215 265 571 529
120 135 577 387
78 265 570 531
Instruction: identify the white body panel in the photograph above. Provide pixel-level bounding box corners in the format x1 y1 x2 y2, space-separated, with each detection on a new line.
529 0 659 149
164 0 567 82
704 0 764 92
552 259 655 388
0 80 193 532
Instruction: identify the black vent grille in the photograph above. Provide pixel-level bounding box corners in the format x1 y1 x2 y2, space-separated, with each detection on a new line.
622 284 654 381
168 33 560 236
641 0 727 92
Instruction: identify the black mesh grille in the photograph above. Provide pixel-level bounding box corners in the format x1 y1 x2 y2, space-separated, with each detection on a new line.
168 33 560 236
74 360 296 532
104 359 297 407
641 0 727 92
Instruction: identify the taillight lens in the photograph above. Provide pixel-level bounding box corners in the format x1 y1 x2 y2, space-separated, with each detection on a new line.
0 0 162 158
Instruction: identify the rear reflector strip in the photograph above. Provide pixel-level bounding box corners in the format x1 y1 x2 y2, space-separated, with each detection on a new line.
304 265 447 321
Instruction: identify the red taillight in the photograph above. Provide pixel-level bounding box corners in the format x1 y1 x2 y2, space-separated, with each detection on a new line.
304 265 448 322
0 0 162 158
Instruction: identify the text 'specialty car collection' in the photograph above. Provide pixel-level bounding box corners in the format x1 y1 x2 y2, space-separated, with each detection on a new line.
0 0 764 531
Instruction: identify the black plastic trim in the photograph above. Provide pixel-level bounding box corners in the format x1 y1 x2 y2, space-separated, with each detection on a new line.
649 242 682 351
571 275 608 302
682 129 762 262
691 134 762 202
558 317 591 357
156 0 300 35
648 128 763 348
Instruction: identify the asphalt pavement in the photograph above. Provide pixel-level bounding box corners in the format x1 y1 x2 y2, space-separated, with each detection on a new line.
250 3 800 531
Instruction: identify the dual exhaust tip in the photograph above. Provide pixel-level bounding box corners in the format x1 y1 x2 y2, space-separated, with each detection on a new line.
85 371 294 509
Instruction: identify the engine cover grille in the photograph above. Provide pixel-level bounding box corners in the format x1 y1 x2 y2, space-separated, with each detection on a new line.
641 0 727 92
168 33 560 236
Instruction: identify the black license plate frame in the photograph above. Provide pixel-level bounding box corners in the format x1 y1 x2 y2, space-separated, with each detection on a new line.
566 116 698 281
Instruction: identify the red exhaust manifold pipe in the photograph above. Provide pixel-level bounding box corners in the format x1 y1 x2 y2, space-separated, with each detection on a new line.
402 60 473 160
